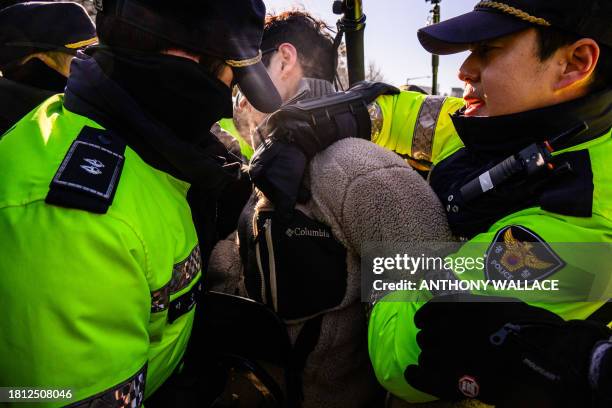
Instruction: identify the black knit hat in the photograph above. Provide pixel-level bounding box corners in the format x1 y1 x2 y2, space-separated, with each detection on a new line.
418 0 612 55
97 0 282 113
0 1 97 68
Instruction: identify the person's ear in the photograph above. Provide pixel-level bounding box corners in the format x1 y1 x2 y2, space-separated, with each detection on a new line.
238 96 250 111
554 38 599 91
277 43 298 74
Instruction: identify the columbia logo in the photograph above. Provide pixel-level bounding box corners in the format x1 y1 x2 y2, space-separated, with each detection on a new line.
285 227 330 239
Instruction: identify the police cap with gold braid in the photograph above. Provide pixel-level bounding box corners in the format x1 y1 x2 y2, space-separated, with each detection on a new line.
417 0 612 55
96 0 282 113
0 2 97 68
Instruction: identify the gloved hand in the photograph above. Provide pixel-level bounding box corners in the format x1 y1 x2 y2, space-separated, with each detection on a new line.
248 138 308 216
248 81 399 211
261 80 398 158
404 294 611 407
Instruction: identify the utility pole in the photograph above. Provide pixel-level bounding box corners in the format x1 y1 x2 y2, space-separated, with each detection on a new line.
333 0 366 86
426 0 441 95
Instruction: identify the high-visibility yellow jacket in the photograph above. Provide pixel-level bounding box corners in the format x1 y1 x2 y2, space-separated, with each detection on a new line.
0 95 202 407
367 90 612 402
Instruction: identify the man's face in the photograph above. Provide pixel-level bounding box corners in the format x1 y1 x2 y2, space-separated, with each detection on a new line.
232 48 288 141
263 50 287 99
459 28 562 117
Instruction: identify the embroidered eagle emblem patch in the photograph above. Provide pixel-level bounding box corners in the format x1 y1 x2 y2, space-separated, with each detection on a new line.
485 226 565 282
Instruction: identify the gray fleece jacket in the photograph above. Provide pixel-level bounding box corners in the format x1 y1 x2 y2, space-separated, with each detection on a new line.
305 139 488 408
209 136 466 407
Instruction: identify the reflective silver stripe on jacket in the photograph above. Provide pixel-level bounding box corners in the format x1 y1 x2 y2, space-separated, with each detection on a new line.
368 102 384 141
68 364 147 407
411 96 447 163
151 245 201 313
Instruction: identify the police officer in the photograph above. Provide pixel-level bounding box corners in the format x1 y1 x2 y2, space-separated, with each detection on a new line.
248 0 611 406
0 1 96 134
0 0 280 406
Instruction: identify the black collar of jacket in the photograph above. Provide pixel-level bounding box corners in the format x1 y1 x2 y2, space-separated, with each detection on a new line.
63 50 239 194
450 87 612 160
0 77 54 135
430 88 611 237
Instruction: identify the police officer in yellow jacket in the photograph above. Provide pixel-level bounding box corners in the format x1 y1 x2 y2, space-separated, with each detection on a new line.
248 0 611 406
0 0 281 406
0 1 97 134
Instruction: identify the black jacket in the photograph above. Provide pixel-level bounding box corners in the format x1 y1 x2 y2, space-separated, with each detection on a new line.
0 77 54 135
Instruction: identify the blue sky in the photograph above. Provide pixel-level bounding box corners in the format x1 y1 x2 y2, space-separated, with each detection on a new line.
264 0 477 95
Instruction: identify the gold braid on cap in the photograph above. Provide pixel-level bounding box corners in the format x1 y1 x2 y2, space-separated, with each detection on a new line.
64 37 99 49
476 1 551 26
225 50 262 68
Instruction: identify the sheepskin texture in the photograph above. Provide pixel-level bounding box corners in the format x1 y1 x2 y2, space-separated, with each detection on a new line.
206 231 245 296
208 138 469 407
292 138 453 408
308 138 452 249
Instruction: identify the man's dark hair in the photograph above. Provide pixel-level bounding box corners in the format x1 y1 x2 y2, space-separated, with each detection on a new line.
535 26 610 93
95 13 225 77
262 10 336 83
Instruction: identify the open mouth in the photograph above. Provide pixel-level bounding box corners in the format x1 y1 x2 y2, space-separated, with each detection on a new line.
464 97 485 116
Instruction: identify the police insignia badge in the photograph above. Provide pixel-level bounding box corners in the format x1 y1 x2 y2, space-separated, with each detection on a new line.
485 226 565 282
46 126 126 214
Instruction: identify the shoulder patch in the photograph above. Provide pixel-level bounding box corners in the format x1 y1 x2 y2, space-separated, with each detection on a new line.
485 225 565 282
46 126 126 214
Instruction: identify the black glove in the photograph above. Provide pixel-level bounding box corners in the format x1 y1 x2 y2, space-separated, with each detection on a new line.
404 294 611 407
261 80 399 158
248 81 399 212
248 138 308 215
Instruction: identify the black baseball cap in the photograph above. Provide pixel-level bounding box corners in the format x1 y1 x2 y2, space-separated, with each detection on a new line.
0 1 97 68
418 0 612 55
97 0 282 113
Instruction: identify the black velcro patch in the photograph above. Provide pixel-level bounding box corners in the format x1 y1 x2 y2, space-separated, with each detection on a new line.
168 280 203 324
53 140 123 197
46 126 126 214
485 225 565 282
